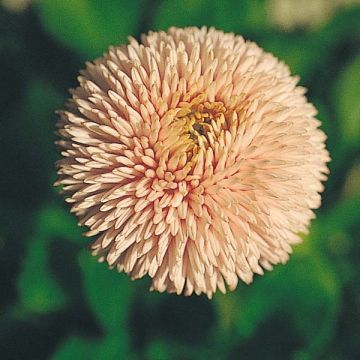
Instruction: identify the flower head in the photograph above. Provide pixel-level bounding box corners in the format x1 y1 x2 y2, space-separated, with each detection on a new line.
56 27 329 298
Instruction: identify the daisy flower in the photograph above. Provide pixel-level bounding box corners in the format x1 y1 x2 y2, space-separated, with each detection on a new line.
56 27 330 298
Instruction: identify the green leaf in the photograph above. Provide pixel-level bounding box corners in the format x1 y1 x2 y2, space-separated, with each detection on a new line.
37 203 83 242
311 195 360 269
212 0 268 34
152 0 213 29
214 249 340 357
152 0 268 33
316 7 360 49
96 334 132 359
313 195 360 240
52 333 136 360
17 203 83 313
77 252 134 355
261 34 319 79
18 213 67 313
335 52 360 148
36 0 143 58
23 78 63 158
5 78 64 205
52 336 98 360
17 232 66 313
79 251 134 340
146 339 172 360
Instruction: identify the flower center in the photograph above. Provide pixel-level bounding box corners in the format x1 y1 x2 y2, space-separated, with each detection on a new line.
154 95 233 183
174 95 227 153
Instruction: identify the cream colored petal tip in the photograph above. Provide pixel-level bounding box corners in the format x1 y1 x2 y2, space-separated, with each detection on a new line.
55 26 330 298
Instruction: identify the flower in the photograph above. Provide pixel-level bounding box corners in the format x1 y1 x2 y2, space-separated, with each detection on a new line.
55 27 330 298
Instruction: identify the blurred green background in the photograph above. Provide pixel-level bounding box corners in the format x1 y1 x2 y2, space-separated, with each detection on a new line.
1 0 359 359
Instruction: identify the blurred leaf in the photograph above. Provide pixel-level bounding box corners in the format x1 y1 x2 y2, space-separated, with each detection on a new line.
146 339 172 360
316 7 360 48
214 249 340 357
52 253 136 358
52 333 134 360
17 203 83 313
1 77 63 207
334 52 360 148
52 336 98 360
145 338 218 360
36 0 143 58
79 251 134 340
96 334 131 359
152 0 268 33
37 203 83 242
315 195 360 238
152 0 215 29
23 78 63 159
263 8 360 82
18 209 67 313
17 232 66 313
212 0 269 34
341 161 360 199
261 34 318 79
311 196 360 273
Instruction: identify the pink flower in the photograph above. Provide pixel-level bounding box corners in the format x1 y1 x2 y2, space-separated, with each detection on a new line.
55 27 330 298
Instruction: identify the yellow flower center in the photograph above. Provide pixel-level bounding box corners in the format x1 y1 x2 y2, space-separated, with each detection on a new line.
154 94 238 182
174 95 227 156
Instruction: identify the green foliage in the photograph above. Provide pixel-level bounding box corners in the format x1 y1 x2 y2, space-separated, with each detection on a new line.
211 221 341 358
54 334 134 360
79 251 134 337
17 204 83 313
1 1 360 359
36 0 143 58
152 0 268 33
52 336 98 360
261 34 319 79
52 252 134 359
17 229 67 313
335 53 360 148
23 79 63 158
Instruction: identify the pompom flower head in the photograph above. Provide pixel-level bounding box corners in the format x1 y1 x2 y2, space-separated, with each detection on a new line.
56 27 329 298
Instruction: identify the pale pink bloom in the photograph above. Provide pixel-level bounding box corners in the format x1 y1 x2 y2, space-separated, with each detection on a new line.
55 27 330 298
